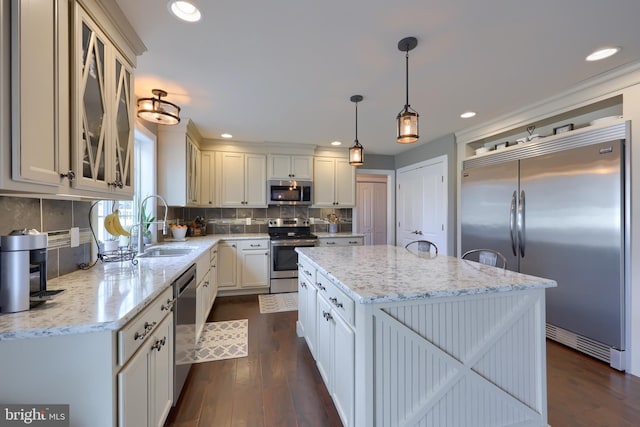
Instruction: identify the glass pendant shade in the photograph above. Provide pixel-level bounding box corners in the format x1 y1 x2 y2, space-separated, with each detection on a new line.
137 89 181 125
349 94 364 166
396 36 419 144
396 108 419 143
349 140 363 166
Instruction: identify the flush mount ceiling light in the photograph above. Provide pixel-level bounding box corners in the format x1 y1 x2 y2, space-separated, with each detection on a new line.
460 111 476 119
396 36 419 144
349 95 364 166
137 89 181 125
331 141 342 146
586 46 621 61
221 133 233 139
167 0 201 22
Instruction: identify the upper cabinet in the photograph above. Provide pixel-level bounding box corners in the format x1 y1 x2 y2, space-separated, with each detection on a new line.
267 155 313 180
1 0 71 192
219 152 266 207
313 157 355 207
158 120 202 206
0 0 143 198
72 4 134 196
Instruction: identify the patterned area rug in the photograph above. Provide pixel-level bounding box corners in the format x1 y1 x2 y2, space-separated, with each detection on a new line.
177 319 248 365
258 292 298 314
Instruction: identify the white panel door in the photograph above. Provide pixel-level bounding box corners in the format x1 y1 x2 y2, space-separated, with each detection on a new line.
357 183 374 245
357 180 387 245
397 167 423 247
397 157 447 254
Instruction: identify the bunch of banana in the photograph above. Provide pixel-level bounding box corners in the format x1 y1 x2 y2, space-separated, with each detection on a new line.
104 210 131 237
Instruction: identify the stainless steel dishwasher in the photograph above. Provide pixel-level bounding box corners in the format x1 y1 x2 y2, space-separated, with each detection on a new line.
173 264 197 403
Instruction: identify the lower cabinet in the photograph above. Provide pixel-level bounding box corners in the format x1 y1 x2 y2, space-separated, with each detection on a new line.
314 272 355 427
298 274 317 358
118 311 174 427
217 241 237 289
218 239 270 294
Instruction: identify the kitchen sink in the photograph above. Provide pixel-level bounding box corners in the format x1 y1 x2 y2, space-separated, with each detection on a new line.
136 248 193 258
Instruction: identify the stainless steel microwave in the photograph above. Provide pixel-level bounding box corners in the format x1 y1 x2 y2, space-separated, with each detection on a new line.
267 180 312 205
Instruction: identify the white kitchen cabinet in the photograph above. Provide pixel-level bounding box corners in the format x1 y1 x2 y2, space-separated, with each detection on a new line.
158 121 203 206
268 154 313 180
72 4 135 196
312 270 356 427
6 0 70 191
313 157 355 207
238 240 270 289
317 236 364 247
297 272 318 359
219 152 267 207
217 241 238 289
217 239 270 295
118 286 174 427
200 151 215 206
119 313 173 427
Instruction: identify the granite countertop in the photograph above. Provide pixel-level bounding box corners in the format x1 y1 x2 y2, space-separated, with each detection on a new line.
296 245 556 304
0 236 221 341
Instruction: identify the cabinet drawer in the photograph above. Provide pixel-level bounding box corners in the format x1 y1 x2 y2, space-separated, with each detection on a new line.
316 272 354 327
118 287 173 366
298 258 316 284
237 239 269 250
318 237 364 246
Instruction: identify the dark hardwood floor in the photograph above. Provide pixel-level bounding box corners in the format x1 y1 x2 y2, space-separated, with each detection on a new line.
165 295 640 427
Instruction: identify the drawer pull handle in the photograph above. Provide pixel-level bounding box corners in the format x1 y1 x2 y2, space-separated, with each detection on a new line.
304 270 312 277
204 281 209 287
322 310 333 321
329 297 343 308
348 241 358 244
134 321 158 341
326 241 336 245
317 283 326 291
161 298 174 311
301 282 307 289
250 244 261 247
151 337 166 352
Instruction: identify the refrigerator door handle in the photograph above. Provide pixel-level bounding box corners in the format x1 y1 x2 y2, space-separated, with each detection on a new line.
518 190 526 257
509 190 517 256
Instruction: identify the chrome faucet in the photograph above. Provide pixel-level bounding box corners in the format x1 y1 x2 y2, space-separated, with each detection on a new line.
137 195 169 254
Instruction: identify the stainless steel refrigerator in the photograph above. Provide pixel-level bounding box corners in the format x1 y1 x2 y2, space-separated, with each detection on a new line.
461 121 628 370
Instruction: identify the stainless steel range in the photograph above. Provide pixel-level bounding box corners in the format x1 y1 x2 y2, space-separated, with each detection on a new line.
268 218 317 293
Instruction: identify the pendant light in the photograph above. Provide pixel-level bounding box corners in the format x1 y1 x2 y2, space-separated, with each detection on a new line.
137 89 181 125
349 95 364 166
396 37 419 144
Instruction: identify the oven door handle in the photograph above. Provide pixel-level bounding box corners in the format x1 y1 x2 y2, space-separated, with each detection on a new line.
270 239 318 247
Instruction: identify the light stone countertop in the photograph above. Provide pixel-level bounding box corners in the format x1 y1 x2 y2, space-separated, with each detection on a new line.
0 236 223 341
296 245 556 304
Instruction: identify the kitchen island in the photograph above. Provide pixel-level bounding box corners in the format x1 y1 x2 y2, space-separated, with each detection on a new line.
296 245 557 427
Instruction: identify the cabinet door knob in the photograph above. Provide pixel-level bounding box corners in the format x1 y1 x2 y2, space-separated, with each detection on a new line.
59 170 75 182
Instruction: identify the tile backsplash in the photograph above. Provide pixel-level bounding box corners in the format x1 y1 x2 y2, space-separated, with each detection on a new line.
167 206 353 235
0 196 92 279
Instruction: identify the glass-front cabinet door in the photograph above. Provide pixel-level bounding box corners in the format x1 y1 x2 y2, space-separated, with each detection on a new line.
73 4 134 196
76 9 108 191
113 53 134 193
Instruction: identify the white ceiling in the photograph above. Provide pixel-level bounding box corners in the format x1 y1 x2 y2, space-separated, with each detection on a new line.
116 0 640 156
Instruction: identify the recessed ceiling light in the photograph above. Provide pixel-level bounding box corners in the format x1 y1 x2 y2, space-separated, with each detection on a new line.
460 111 476 119
331 141 342 146
586 47 621 61
167 1 201 22
221 133 232 139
